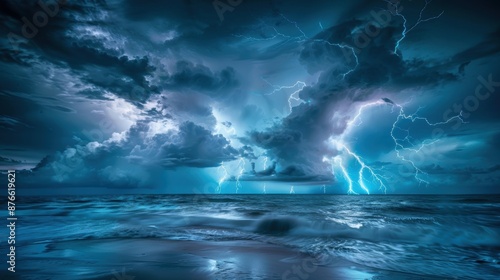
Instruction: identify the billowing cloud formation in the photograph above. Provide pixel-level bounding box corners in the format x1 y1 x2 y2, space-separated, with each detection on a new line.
156 122 238 167
165 60 238 94
0 0 499 193
23 119 238 187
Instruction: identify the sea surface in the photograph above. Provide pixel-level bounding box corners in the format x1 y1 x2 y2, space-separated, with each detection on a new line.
1 195 500 279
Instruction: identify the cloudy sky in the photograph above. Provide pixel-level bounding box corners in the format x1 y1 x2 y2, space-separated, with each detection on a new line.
1 0 499 194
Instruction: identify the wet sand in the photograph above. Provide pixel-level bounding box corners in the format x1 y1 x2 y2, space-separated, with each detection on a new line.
1 238 446 280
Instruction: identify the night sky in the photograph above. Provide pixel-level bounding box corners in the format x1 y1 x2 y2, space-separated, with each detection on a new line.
1 0 499 194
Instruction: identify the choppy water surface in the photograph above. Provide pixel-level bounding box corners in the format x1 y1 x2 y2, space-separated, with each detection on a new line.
5 195 500 279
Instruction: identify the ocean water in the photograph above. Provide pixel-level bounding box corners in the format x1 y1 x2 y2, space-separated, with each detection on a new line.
2 195 500 279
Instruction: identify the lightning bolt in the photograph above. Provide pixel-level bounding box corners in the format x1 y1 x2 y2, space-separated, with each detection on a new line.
389 102 466 186
277 13 359 78
329 157 356 194
385 0 444 55
235 157 245 193
217 162 228 193
238 13 358 79
263 184 267 194
233 14 308 43
310 38 360 79
326 98 466 194
342 143 387 194
289 186 295 194
262 79 307 114
263 156 268 170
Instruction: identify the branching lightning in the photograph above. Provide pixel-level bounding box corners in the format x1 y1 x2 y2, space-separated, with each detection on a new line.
216 157 246 194
234 14 308 43
310 38 359 79
325 98 465 194
342 143 387 194
320 1 447 193
227 2 449 195
389 102 466 186
385 0 444 55
263 79 307 114
214 115 247 193
238 13 358 79
331 157 356 194
250 13 360 120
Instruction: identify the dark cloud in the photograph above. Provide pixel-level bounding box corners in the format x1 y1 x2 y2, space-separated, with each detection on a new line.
149 92 218 129
301 21 461 89
21 119 238 187
0 156 22 164
157 122 238 168
165 60 238 95
0 0 498 193
0 115 29 130
240 10 498 183
1 0 158 104
421 164 500 187
450 28 500 65
238 145 257 160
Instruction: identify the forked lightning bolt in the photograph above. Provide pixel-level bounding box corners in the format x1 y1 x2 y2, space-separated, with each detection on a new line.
255 12 361 116
342 144 387 194
385 0 444 55
389 102 465 186
263 79 307 114
326 99 465 194
330 157 356 194
238 13 359 79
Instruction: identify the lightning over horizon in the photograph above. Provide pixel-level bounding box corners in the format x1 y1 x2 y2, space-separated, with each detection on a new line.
235 157 245 193
216 162 229 193
4 0 497 197
211 0 480 195
3 1 498 277
325 98 467 194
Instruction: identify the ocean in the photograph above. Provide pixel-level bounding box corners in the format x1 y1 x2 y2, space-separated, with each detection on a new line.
1 195 499 279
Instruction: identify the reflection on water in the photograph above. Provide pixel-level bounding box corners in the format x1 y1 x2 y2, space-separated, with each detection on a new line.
1 194 499 279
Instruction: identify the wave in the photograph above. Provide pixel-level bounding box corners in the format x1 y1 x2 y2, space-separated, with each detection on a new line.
249 215 500 247
255 217 299 235
51 212 498 249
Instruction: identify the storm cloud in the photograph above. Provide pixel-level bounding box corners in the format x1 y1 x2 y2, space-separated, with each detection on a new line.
1 0 499 194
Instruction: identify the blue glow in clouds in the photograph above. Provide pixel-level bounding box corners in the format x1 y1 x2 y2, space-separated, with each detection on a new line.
325 99 465 194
